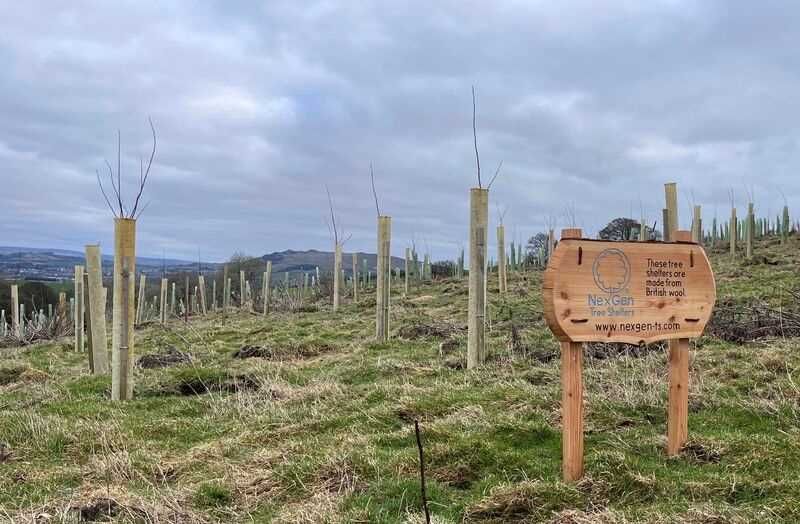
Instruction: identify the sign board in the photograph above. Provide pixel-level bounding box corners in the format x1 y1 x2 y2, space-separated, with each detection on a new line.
544 237 716 344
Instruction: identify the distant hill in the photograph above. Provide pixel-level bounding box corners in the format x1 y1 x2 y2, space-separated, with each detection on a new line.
0 246 407 281
257 249 405 276
0 246 191 266
0 246 211 281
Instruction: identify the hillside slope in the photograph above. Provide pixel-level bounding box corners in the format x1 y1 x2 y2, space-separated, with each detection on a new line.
0 236 799 522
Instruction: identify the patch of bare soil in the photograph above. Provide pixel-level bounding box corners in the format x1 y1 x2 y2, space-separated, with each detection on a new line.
681 440 723 464
397 321 465 339
432 462 477 489
708 293 800 342
314 457 366 495
0 441 11 463
438 337 460 355
584 341 665 360
0 366 25 385
136 347 192 369
232 342 335 360
175 374 260 396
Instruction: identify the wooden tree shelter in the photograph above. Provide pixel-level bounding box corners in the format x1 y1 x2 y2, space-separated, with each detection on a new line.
95 118 156 401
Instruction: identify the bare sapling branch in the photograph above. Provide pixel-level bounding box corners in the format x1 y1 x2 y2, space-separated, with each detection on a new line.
496 204 508 225
370 162 381 217
95 117 157 219
486 160 503 189
326 184 339 245
472 85 481 188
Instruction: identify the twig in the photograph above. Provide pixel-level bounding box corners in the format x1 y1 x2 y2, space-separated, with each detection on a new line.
325 185 339 245
486 160 503 190
370 162 381 217
130 117 157 218
472 85 481 188
414 420 431 524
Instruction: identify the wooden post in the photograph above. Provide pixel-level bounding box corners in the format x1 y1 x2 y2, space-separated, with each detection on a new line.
404 248 410 296
135 274 146 326
561 340 584 481
184 277 190 323
112 218 136 401
85 246 109 374
239 270 246 309
558 228 584 481
667 337 689 456
159 278 168 323
198 276 207 315
376 216 391 341
263 261 272 315
83 272 94 367
497 224 507 294
667 229 693 455
352 253 359 302
782 205 790 244
222 265 229 313
57 292 66 332
692 205 702 244
11 284 20 338
746 202 755 259
74 265 85 351
665 182 678 240
467 187 489 369
333 243 342 312
639 216 647 241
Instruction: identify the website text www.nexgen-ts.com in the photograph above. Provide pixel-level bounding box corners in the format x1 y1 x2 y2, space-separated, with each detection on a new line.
595 321 680 333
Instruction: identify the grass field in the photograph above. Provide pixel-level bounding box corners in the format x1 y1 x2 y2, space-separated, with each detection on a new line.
1 237 800 523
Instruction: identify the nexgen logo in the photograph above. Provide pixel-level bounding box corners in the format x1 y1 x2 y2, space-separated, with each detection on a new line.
587 294 635 306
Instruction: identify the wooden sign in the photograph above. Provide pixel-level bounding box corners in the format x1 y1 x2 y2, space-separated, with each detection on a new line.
545 226 718 483
544 231 716 345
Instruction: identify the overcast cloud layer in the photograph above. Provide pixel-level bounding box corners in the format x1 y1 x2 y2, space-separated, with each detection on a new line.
2 1 799 261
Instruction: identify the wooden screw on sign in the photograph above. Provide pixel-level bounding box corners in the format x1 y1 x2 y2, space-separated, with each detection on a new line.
543 227 716 481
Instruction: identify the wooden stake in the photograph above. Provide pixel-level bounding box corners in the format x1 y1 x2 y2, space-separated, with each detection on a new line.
333 244 342 312
74 265 85 351
467 187 489 369
57 292 67 333
352 253 359 302
159 278 168 324
135 274 146 326
83 272 94 368
239 270 246 309
185 277 190 323
497 224 507 294
198 275 207 315
665 182 678 240
85 245 109 374
11 284 19 338
404 247 410 296
263 261 272 315
692 205 702 244
746 202 755 259
376 216 392 341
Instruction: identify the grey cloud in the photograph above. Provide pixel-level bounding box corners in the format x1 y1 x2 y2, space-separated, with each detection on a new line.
2 1 799 261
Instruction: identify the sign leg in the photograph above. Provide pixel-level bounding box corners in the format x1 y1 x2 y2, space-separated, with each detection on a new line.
561 341 584 481
667 338 689 456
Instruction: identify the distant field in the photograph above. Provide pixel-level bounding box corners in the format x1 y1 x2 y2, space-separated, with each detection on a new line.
1 237 799 523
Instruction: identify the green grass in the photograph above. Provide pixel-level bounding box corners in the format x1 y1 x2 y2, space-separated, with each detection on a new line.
1 235 800 522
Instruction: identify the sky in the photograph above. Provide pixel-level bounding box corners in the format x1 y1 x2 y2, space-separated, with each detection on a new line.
2 1 799 262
